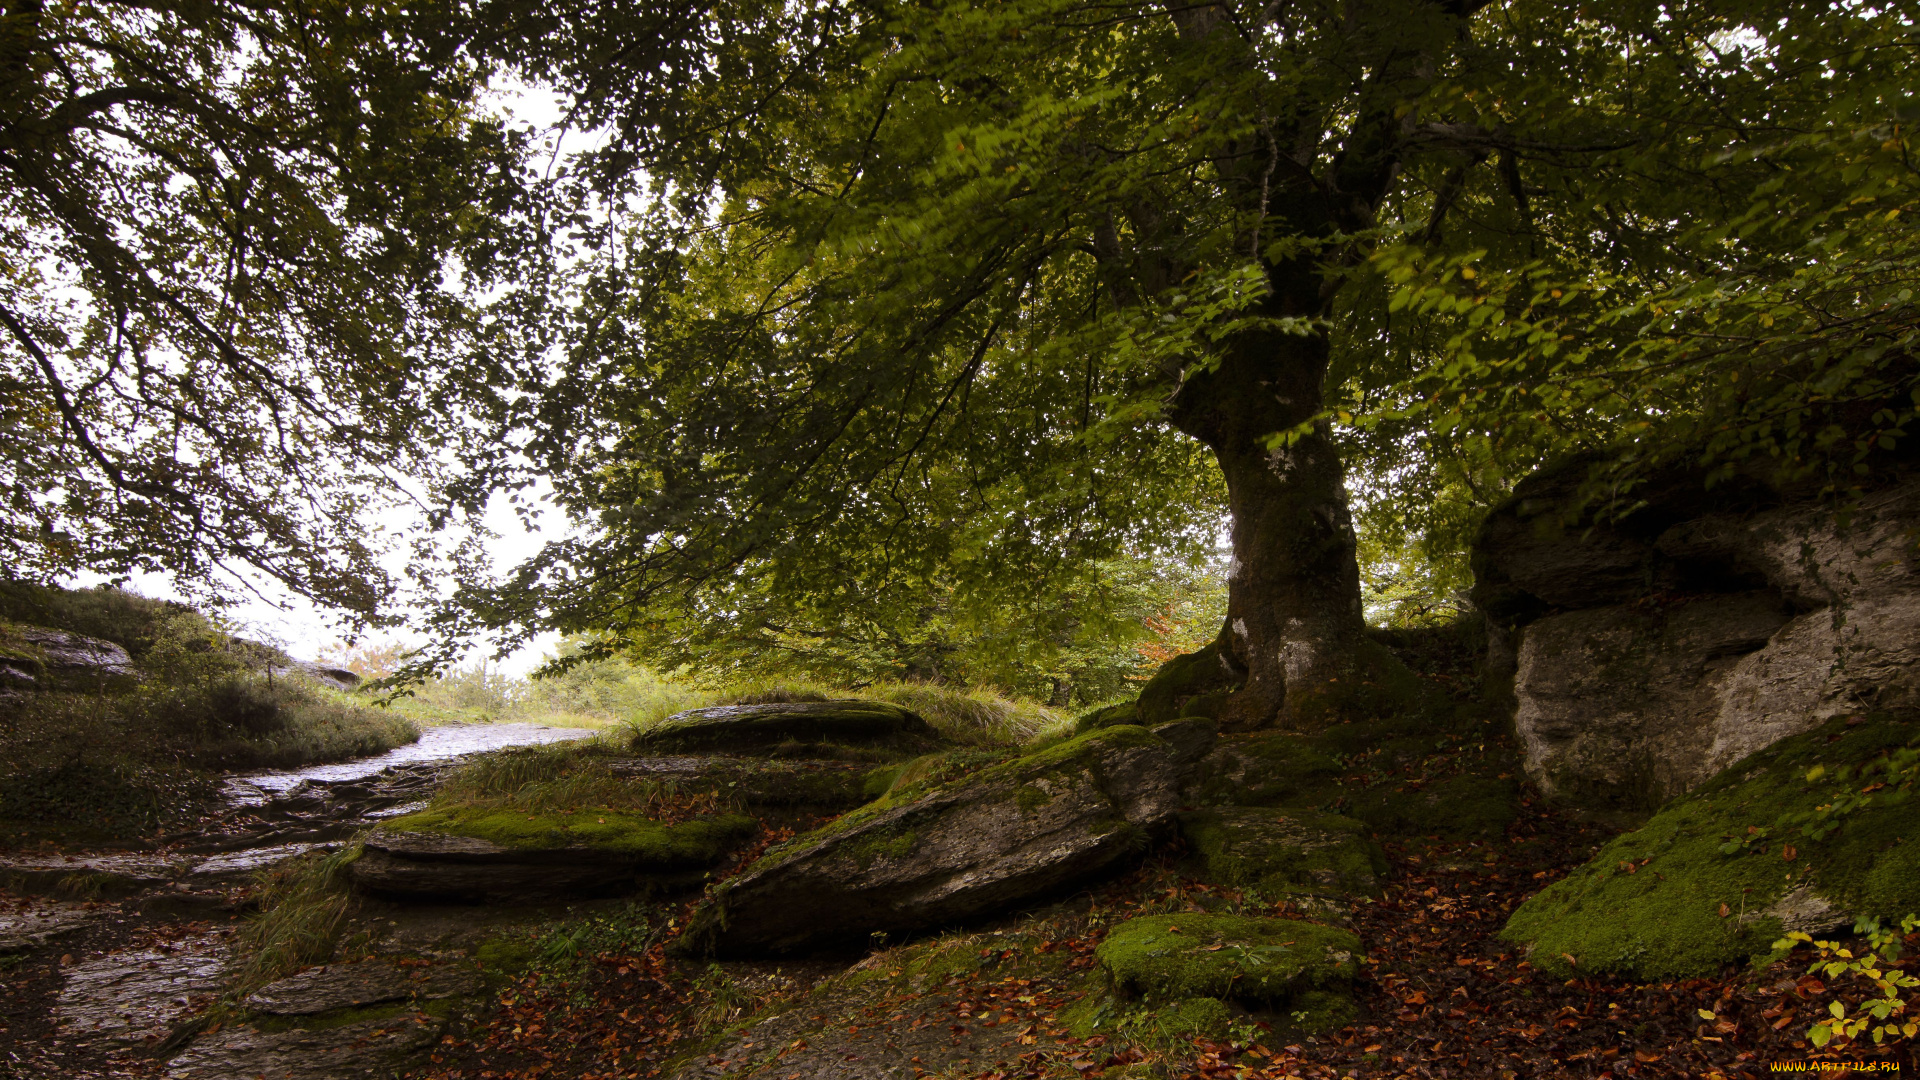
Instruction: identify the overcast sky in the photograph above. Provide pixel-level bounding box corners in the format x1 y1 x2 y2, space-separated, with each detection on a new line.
86 80 587 677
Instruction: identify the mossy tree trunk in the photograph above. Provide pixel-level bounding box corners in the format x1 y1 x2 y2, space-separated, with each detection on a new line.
1169 288 1369 731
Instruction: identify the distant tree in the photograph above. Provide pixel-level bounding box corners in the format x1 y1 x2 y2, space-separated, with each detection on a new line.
0 0 530 621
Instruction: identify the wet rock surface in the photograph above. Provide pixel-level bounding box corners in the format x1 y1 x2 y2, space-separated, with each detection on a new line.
0 897 98 955
53 931 228 1050
165 1013 445 1080
679 726 1187 957
244 958 482 1014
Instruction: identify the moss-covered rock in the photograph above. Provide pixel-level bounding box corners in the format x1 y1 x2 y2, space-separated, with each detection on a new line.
1347 772 1519 840
378 806 754 859
632 700 944 758
676 725 1185 956
1180 808 1385 897
1502 713 1920 980
1181 731 1347 808
1131 635 1243 729
1095 914 1360 1027
350 811 756 901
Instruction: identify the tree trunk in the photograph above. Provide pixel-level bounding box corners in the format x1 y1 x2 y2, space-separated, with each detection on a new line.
1170 299 1369 731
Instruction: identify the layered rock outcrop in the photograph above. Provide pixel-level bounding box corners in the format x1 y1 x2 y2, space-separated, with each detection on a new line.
676 724 1199 956
1475 462 1920 811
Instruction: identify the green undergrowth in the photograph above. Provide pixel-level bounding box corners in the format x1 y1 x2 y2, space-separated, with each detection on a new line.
1503 713 1920 981
231 844 361 1000
0 588 417 841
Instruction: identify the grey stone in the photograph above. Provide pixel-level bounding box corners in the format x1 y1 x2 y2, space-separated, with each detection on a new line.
349 818 751 902
1480 470 1920 811
0 900 97 955
165 1015 442 1080
0 625 138 688
244 959 480 1015
54 933 227 1049
678 726 1183 957
1149 716 1220 767
633 700 940 756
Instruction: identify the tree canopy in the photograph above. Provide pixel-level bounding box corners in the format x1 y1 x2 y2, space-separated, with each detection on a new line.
448 0 1917 723
5 0 1916 710
0 0 528 621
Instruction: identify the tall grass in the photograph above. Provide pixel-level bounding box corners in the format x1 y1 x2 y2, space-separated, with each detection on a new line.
232 844 358 996
0 589 419 840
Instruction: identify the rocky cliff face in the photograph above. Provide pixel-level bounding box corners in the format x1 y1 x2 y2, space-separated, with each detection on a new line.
1474 463 1920 812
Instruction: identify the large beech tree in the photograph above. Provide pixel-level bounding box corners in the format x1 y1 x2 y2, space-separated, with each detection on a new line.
468 0 1920 727
473 0 1502 727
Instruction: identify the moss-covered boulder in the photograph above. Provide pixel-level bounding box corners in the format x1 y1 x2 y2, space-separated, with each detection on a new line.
1346 771 1519 839
1180 731 1346 808
1502 714 1920 980
1095 914 1361 1029
350 809 756 901
676 725 1186 956
1078 635 1243 734
608 755 887 809
633 700 943 758
1181 808 1385 897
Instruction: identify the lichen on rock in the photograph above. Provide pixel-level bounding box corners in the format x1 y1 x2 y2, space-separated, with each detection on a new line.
675 725 1186 956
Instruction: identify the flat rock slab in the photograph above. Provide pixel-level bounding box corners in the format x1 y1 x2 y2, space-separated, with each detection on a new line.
350 816 751 902
55 933 228 1050
608 755 877 807
0 899 98 955
679 725 1190 956
245 959 482 1015
633 701 939 756
166 1015 442 1080
0 851 186 895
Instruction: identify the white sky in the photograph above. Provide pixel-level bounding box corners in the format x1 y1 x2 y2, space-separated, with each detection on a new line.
82 80 588 677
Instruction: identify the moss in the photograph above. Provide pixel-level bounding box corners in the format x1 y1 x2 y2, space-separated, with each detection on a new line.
1282 638 1437 731
1181 808 1385 897
475 937 534 975
1132 635 1241 728
1015 783 1054 813
1182 730 1346 809
876 748 1015 801
851 830 917 869
380 806 756 863
1095 914 1361 1012
1502 714 1920 981
1347 772 1518 840
1074 700 1139 733
1159 995 1234 1039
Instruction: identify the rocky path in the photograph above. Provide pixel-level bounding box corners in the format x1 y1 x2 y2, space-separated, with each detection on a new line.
0 723 602 1080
